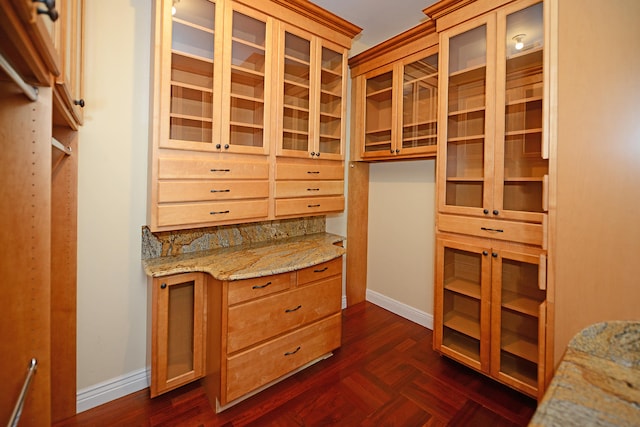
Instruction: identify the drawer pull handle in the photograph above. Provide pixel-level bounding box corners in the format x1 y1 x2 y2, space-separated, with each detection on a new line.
210 210 230 215
285 305 302 313
307 188 320 191
314 267 328 273
210 168 231 172
210 189 231 193
307 171 320 174
252 281 272 289
481 227 504 233
284 346 301 356
308 204 321 208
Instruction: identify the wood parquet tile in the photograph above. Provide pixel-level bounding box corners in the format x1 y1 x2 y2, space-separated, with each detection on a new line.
54 302 537 427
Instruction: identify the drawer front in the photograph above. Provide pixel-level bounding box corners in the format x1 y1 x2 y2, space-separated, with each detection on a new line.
225 314 341 403
275 180 344 199
158 180 269 203
437 213 544 247
227 276 341 353
297 257 342 286
227 272 294 306
275 196 344 217
157 200 268 227
276 162 343 180
158 157 269 180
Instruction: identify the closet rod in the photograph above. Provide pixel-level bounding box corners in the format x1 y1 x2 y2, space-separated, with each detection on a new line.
0 53 38 101
52 137 72 155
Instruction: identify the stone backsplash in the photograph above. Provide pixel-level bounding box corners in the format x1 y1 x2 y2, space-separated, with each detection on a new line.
142 216 326 259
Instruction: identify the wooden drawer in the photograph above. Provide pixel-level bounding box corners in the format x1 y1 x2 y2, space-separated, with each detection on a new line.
297 257 342 286
227 276 341 353
275 196 344 217
157 199 268 227
158 180 269 203
225 314 341 402
158 157 269 180
227 272 295 306
275 180 344 199
275 162 343 180
437 213 545 247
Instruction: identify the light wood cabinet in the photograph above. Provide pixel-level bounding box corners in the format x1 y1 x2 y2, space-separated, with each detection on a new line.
436 0 547 227
219 257 342 407
151 272 206 397
434 234 546 398
349 21 440 161
149 0 359 231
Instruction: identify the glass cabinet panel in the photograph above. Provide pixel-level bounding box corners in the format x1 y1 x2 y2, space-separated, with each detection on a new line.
167 281 196 378
500 2 548 214
402 54 438 151
319 47 343 156
229 11 266 149
364 71 393 153
446 25 488 209
282 31 311 153
441 244 487 368
169 0 215 144
494 252 545 392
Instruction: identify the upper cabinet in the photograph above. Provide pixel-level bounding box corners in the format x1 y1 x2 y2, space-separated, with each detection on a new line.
349 21 439 161
276 23 348 161
436 0 547 227
149 0 360 231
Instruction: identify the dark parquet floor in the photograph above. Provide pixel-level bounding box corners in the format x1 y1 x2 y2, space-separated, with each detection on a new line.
54 301 537 427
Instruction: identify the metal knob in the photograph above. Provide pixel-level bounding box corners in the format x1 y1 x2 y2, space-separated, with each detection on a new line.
224 144 229 149
483 209 489 214
215 143 221 149
482 250 488 256
160 283 167 289
311 151 316 157
74 99 85 108
492 252 498 258
493 209 499 215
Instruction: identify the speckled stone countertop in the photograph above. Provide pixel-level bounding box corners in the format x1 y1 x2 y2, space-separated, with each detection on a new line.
143 232 345 281
529 321 640 426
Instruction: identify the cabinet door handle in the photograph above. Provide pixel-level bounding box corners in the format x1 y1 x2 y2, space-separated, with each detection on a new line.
308 204 321 208
210 189 231 193
284 346 301 356
210 210 230 215
314 267 328 273
285 305 302 313
210 168 231 172
307 188 320 192
252 281 272 290
307 171 320 174
481 227 504 233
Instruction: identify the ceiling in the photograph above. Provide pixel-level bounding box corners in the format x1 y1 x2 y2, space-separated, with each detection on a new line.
310 0 440 56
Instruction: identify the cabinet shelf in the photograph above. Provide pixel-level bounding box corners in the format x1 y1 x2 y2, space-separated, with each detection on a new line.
321 87 341 98
444 278 481 299
366 87 393 100
284 54 310 67
502 291 540 317
173 17 215 35
170 112 213 123
404 72 438 87
503 176 545 182
283 79 310 91
444 312 481 340
230 93 264 104
449 64 486 85
506 47 543 73
364 140 392 148
171 50 214 66
231 65 265 79
230 121 263 130
506 96 542 107
283 129 309 137
404 118 437 128
171 80 213 93
447 134 485 143
501 331 538 364
449 106 485 117
365 127 392 136
284 104 310 113
505 128 542 137
320 111 341 119
231 36 265 52
446 176 484 182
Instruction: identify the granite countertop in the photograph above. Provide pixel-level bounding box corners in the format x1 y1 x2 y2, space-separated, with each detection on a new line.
529 321 640 426
143 232 345 281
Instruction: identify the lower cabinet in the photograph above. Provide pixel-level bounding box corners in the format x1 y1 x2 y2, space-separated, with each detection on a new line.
434 234 547 399
150 272 206 397
149 257 343 408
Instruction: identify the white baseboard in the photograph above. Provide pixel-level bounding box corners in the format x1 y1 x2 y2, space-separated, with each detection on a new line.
366 289 433 330
76 367 149 413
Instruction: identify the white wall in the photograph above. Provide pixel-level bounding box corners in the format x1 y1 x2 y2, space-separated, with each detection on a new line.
367 160 436 325
76 0 151 409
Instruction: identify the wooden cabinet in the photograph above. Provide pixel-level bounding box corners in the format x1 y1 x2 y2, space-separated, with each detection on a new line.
349 21 439 161
149 0 359 231
436 0 547 227
427 0 550 399
150 272 206 397
434 234 546 398
276 24 348 161
219 257 342 407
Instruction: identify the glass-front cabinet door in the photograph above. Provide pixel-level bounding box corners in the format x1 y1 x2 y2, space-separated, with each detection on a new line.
490 248 546 398
363 66 395 156
163 0 219 151
317 42 346 159
495 0 547 223
438 16 495 215
434 237 491 373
